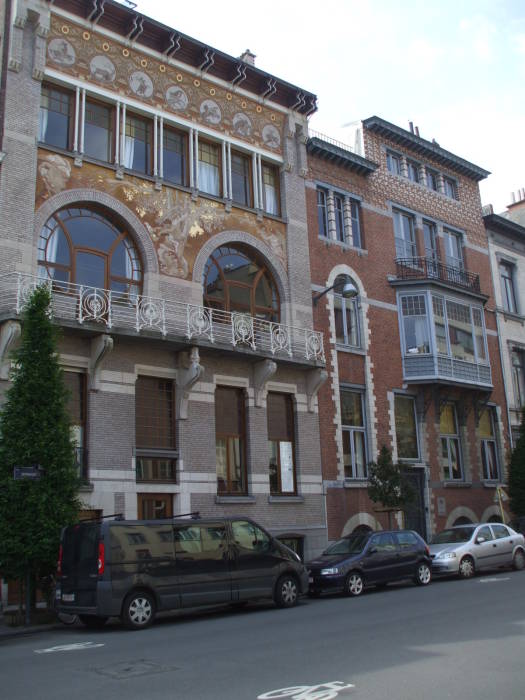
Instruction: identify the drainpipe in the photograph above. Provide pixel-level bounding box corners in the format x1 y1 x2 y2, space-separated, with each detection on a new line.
0 0 13 162
495 309 514 451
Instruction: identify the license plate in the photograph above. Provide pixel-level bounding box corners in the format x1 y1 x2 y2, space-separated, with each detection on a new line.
62 593 75 602
308 577 313 583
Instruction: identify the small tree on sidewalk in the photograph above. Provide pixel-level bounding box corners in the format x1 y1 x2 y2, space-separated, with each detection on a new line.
367 445 413 529
508 407 525 518
0 285 80 623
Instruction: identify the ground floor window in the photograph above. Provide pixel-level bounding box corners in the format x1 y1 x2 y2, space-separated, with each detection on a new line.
440 404 463 481
137 494 173 519
340 389 367 479
479 408 499 481
267 393 296 494
215 386 247 495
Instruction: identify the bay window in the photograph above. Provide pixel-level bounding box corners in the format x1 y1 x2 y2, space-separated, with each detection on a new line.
401 295 430 354
267 393 296 494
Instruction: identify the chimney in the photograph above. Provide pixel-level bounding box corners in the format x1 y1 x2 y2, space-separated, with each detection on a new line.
415 126 420 137
239 49 256 66
409 121 414 134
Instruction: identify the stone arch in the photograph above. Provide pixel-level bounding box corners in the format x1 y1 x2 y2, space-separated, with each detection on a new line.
192 230 290 321
481 505 509 523
33 189 159 289
342 512 382 537
445 506 478 529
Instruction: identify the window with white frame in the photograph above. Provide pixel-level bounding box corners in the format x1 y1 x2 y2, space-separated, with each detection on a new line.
334 275 360 348
423 220 438 265
123 112 152 174
499 261 518 314
401 295 430 354
262 163 280 216
198 140 221 196
334 194 345 243
39 84 73 150
350 200 362 247
84 99 114 163
479 408 499 480
443 176 458 199
317 188 328 237
512 349 525 408
395 395 419 460
440 404 463 481
387 150 402 175
443 229 464 271
393 210 417 260
340 389 367 479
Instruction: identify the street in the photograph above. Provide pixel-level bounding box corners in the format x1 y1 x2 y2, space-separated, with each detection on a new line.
1 571 524 700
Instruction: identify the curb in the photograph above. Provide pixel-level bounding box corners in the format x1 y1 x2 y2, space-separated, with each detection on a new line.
0 619 66 640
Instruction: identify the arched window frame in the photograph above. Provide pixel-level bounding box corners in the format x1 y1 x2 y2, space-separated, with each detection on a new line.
333 274 361 349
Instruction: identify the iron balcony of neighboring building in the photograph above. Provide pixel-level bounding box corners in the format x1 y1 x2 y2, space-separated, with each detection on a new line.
0 273 325 367
394 257 483 297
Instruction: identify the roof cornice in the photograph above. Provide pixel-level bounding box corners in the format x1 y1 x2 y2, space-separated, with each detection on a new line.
483 212 525 239
306 136 378 175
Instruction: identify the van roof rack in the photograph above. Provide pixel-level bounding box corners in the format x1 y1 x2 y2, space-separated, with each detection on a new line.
173 511 201 519
76 512 124 523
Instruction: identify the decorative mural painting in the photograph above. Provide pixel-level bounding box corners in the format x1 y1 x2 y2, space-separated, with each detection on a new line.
36 152 287 280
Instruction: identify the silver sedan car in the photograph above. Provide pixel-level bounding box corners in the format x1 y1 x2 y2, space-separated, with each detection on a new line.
429 523 525 578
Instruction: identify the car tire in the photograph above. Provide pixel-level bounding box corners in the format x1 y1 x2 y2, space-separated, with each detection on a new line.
512 549 525 571
78 614 108 629
414 562 432 586
274 575 299 608
122 590 156 630
345 571 364 597
458 555 475 579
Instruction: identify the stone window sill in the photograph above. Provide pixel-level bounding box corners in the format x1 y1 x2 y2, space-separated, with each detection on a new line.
344 479 369 489
215 496 256 504
268 495 304 503
443 481 472 488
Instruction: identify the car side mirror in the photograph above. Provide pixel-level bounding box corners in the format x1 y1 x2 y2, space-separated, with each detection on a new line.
368 547 378 555
476 536 486 544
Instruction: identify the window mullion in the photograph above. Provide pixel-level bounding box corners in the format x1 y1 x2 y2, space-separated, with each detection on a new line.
73 86 80 153
79 88 86 155
257 155 264 212
159 117 164 179
222 141 228 199
252 153 259 209
115 102 120 165
120 103 126 167
226 142 232 200
194 129 199 190
153 114 158 178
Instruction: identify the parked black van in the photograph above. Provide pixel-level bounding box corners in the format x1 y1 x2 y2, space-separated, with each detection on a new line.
56 515 308 629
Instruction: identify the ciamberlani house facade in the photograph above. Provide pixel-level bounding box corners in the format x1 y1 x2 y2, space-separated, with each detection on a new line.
0 0 329 564
306 120 509 541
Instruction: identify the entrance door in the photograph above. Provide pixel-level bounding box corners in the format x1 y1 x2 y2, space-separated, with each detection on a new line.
401 466 427 540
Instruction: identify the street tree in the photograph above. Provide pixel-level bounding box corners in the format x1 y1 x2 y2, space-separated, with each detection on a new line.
367 445 413 529
0 285 80 622
508 407 525 518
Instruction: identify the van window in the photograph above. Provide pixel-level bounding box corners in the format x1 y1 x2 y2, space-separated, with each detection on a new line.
62 523 100 574
110 524 174 561
231 520 271 552
174 524 227 558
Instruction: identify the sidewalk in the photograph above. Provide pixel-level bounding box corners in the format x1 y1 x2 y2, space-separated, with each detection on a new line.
0 607 64 640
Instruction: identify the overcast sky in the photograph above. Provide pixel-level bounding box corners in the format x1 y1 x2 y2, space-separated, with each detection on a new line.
135 0 524 213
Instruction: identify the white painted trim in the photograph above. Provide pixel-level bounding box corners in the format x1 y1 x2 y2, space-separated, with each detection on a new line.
213 374 250 388
134 364 177 379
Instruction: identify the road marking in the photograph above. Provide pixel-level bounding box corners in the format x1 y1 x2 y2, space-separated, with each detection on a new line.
34 642 105 654
479 577 510 583
257 681 355 699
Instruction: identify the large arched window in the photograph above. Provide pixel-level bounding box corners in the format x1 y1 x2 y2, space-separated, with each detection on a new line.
38 207 142 295
203 244 279 322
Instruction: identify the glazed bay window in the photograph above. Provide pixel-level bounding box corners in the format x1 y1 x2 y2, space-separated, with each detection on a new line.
512 349 525 408
500 261 518 314
267 393 296 494
393 210 417 259
334 275 360 348
198 140 220 196
64 371 87 481
479 409 499 481
231 151 252 207
387 150 402 175
123 113 151 174
401 295 430 354
395 395 419 460
317 188 328 237
39 84 72 150
440 404 462 481
135 376 177 482
163 126 187 186
341 390 367 479
215 386 246 495
262 163 280 216
84 100 113 162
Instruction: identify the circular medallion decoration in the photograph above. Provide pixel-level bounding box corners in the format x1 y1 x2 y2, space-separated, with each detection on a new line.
129 71 153 98
166 85 188 111
61 25 69 34
256 105 262 113
271 114 276 121
232 112 252 137
226 93 232 101
90 55 116 83
262 124 281 149
176 74 183 82
200 99 221 125
194 79 201 87
102 42 110 52
122 48 130 57
209 88 216 96
159 65 166 72
48 38 76 66
83 31 91 41
141 59 148 68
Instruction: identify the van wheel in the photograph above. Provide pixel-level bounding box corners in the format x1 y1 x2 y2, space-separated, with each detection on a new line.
122 591 155 630
274 575 299 608
78 614 108 629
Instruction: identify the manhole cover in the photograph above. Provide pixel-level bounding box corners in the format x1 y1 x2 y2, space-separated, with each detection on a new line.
94 659 178 679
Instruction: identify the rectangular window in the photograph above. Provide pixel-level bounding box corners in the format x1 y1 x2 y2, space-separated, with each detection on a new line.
393 210 417 259
432 295 448 355
267 393 296 494
401 295 430 354
64 371 87 481
426 168 439 191
479 408 499 480
334 294 360 348
440 404 462 481
84 100 113 162
163 126 187 186
231 151 252 207
395 395 419 460
446 299 475 362
423 221 438 266
431 295 487 363
317 188 328 237
123 113 151 174
444 176 458 199
350 201 362 247
137 494 173 519
135 376 176 482
262 163 280 216
39 85 73 150
407 160 420 183
443 229 464 271
387 150 402 175
198 140 220 196
334 194 345 243
215 386 246 494
340 390 367 479
500 262 518 314
512 349 525 408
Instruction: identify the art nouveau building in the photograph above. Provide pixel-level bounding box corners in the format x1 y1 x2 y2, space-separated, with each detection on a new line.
0 0 328 561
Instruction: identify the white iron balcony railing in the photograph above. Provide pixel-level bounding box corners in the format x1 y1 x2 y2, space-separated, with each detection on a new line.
0 273 325 364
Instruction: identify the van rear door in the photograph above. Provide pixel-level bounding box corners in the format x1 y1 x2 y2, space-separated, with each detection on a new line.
59 522 100 607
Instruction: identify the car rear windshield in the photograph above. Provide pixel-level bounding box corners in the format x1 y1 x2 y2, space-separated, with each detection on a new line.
61 522 100 575
323 533 369 555
431 527 474 544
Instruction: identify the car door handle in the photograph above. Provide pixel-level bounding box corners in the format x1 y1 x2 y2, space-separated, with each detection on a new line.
492 544 497 547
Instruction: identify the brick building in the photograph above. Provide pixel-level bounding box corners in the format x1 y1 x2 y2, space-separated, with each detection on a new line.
0 0 329 575
306 118 509 541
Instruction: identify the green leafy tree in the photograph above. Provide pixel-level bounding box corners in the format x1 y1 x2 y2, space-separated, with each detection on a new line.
508 407 525 518
367 445 413 529
0 285 80 620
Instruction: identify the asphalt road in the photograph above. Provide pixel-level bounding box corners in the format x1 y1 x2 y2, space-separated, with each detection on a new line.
2 570 525 700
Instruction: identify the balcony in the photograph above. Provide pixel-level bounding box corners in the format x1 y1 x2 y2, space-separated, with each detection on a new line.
403 352 492 388
395 257 481 295
0 273 325 365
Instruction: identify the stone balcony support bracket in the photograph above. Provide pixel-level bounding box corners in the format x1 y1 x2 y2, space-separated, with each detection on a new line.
0 320 22 380
89 334 114 390
176 346 204 419
253 359 277 408
306 367 328 412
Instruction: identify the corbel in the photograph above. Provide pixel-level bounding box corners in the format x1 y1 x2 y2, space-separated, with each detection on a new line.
176 346 204 419
253 359 277 408
0 321 21 380
89 334 113 390
305 368 328 412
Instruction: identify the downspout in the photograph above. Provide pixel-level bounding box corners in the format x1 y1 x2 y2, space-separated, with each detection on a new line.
0 0 13 162
495 309 514 451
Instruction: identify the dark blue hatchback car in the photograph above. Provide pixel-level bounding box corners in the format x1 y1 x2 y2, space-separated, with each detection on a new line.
306 529 432 597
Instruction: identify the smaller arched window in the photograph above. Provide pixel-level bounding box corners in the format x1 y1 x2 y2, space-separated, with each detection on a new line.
334 274 360 348
203 244 279 322
452 516 473 526
38 207 142 295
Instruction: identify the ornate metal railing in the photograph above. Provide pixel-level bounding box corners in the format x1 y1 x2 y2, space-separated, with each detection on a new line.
395 257 481 294
0 273 325 363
